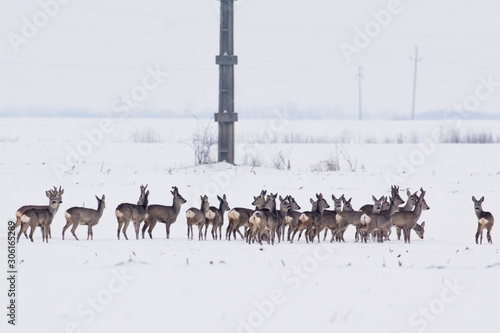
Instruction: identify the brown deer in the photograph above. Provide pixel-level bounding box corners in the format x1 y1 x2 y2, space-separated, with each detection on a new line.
333 196 366 242
279 195 301 242
16 186 63 240
116 184 149 240
319 194 343 242
142 186 187 239
205 194 230 240
186 195 210 240
472 196 494 244
395 189 420 240
292 194 329 243
360 190 405 243
62 195 105 240
360 195 388 213
392 190 429 243
226 190 267 240
19 189 64 243
248 193 279 245
412 221 425 239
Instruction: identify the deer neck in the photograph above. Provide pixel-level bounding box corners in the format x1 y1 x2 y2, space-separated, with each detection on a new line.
97 202 105 218
201 201 210 213
173 199 182 215
412 201 424 220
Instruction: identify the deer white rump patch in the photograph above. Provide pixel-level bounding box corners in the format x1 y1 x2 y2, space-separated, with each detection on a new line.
285 216 293 224
228 209 240 220
186 210 196 219
65 212 71 220
205 210 216 219
249 213 261 225
115 210 124 218
335 214 342 223
479 218 490 225
299 213 308 223
21 214 30 223
360 214 371 225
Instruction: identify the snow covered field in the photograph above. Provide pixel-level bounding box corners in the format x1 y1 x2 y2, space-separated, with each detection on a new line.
1 118 499 333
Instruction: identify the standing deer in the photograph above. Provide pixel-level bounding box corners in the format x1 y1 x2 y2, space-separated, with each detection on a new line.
395 189 420 240
360 195 388 213
248 193 279 245
318 194 343 242
186 195 210 240
333 196 365 242
19 189 63 243
292 194 329 243
62 195 105 240
360 191 405 243
16 186 63 240
280 195 301 241
205 194 230 240
392 190 430 243
226 190 267 240
472 196 494 244
116 184 149 240
142 186 187 239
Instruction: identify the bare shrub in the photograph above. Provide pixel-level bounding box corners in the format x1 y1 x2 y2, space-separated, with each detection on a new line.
337 144 357 172
311 152 340 172
130 127 163 143
242 149 263 167
184 114 218 165
272 150 291 170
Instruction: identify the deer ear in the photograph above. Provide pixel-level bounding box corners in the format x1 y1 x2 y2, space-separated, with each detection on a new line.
347 198 352 203
340 194 345 200
372 195 376 202
102 194 105 200
217 195 222 201
96 195 99 201
146 190 150 196
480 196 484 202
46 191 50 198
279 195 283 201
60 189 64 195
310 198 314 204
223 194 226 200
407 189 411 196
421 221 425 228
472 196 476 202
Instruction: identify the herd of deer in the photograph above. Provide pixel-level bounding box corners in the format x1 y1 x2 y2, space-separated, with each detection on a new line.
13 185 494 245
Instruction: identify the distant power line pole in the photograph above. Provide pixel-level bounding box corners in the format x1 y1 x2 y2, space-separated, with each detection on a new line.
356 66 363 120
410 45 422 120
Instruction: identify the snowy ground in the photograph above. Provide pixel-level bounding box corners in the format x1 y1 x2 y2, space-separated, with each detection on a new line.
1 118 499 333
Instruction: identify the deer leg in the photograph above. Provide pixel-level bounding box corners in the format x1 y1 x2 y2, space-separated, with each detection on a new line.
122 220 130 240
18 222 29 243
29 224 36 242
141 221 149 239
396 227 402 241
133 220 141 240
87 225 92 240
165 222 170 239
71 223 79 241
198 224 204 241
487 227 492 244
62 220 72 240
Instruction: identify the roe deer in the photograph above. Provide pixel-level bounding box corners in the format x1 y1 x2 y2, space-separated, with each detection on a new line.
334 196 366 242
16 186 63 241
19 189 63 243
292 194 329 243
248 193 279 245
226 190 267 240
318 194 343 242
392 190 429 243
360 195 387 213
116 184 149 240
360 191 405 243
62 195 105 240
280 195 301 241
395 189 420 240
205 194 230 240
275 195 292 243
142 186 187 239
412 221 425 239
186 195 210 240
472 196 494 244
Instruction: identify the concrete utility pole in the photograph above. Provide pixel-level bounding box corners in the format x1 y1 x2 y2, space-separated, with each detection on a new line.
356 66 363 121
410 45 422 120
215 0 238 163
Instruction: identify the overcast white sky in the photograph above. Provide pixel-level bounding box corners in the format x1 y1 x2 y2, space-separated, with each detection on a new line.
1 0 500 118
